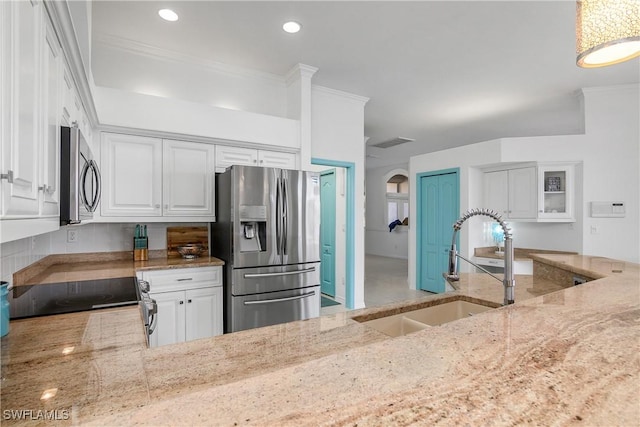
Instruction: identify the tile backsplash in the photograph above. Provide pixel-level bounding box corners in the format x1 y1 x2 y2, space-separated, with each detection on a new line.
0 222 207 285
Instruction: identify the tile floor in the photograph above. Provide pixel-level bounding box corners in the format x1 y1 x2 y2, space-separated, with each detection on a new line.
321 254 433 315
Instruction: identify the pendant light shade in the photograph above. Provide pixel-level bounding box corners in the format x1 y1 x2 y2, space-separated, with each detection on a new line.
576 0 640 68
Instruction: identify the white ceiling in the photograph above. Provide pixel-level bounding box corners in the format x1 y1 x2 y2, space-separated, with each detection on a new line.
90 1 640 169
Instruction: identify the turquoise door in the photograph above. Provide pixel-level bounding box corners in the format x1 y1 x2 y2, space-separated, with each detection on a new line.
418 170 459 293
320 169 336 297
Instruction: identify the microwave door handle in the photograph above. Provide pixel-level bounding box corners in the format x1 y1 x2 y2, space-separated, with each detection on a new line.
79 161 92 210
88 160 101 212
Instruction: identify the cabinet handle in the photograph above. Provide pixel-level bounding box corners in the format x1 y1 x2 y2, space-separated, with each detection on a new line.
38 185 54 194
155 204 160 209
0 170 13 183
179 301 184 305
187 299 192 303
177 278 193 282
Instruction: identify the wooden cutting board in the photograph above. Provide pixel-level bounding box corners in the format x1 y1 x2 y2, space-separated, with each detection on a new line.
167 226 209 258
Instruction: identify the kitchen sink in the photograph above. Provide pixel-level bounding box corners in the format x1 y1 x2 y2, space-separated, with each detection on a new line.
357 300 495 337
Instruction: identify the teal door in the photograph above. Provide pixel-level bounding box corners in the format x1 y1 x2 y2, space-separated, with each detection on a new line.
320 169 336 297
418 170 459 293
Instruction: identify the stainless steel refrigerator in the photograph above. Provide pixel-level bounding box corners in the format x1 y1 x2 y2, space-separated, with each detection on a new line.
210 165 321 333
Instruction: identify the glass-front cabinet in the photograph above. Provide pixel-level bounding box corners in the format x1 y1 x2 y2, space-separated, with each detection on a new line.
537 164 575 221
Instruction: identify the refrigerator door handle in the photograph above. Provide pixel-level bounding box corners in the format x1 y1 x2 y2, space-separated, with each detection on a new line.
282 176 288 255
243 290 316 305
243 266 316 278
275 177 281 255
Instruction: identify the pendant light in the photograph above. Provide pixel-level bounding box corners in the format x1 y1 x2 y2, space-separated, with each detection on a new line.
576 0 640 68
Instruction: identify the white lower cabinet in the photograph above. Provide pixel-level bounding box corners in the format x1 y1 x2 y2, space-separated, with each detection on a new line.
139 266 223 347
150 291 186 347
473 257 533 275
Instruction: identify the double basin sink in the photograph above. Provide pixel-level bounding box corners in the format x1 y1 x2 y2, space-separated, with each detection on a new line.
354 296 499 337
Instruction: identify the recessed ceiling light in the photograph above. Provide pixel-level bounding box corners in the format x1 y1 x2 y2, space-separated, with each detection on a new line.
282 21 301 34
158 8 178 22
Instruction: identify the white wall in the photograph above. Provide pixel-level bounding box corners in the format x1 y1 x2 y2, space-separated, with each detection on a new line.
365 164 409 259
0 223 205 286
93 86 300 149
408 84 639 289
92 38 287 118
309 85 369 309
500 85 639 262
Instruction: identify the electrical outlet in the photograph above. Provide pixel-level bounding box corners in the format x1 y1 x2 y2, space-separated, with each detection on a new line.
67 229 78 243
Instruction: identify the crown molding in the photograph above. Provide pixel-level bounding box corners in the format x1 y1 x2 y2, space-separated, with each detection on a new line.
284 63 319 86
312 85 370 105
94 33 287 87
581 83 640 95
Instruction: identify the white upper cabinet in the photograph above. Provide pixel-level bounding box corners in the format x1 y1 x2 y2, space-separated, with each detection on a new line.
507 167 537 219
163 139 215 217
484 167 537 220
215 145 297 172
100 133 216 220
215 145 258 170
0 1 66 242
483 170 509 217
1 0 42 218
484 163 576 223
537 164 575 222
40 19 61 216
101 133 163 217
258 150 296 169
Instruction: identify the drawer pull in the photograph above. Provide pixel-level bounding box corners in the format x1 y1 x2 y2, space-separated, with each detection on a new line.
177 278 193 282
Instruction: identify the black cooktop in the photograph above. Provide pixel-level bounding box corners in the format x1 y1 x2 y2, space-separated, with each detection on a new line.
9 277 139 319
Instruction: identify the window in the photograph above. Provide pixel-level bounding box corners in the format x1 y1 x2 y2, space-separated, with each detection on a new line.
386 173 408 228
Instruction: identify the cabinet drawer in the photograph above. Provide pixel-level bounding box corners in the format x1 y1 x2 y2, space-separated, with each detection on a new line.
141 266 222 292
474 257 504 267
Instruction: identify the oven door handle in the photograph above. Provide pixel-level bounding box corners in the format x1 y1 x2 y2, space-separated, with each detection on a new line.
243 290 315 306
243 267 315 279
148 312 157 335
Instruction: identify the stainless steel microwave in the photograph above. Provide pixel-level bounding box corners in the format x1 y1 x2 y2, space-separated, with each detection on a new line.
60 124 101 225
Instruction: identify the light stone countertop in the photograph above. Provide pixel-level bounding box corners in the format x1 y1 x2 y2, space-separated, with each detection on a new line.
12 251 225 286
1 254 638 426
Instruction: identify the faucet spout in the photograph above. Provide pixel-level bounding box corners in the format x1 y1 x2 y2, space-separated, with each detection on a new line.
444 208 515 305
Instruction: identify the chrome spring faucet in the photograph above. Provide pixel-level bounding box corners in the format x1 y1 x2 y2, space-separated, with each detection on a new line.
444 208 515 305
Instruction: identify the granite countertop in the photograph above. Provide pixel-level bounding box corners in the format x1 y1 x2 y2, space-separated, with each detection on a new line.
12 251 225 286
473 246 578 261
1 254 638 425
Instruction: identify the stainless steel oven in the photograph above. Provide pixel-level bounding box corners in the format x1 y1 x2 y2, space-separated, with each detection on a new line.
60 124 101 225
137 280 157 344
